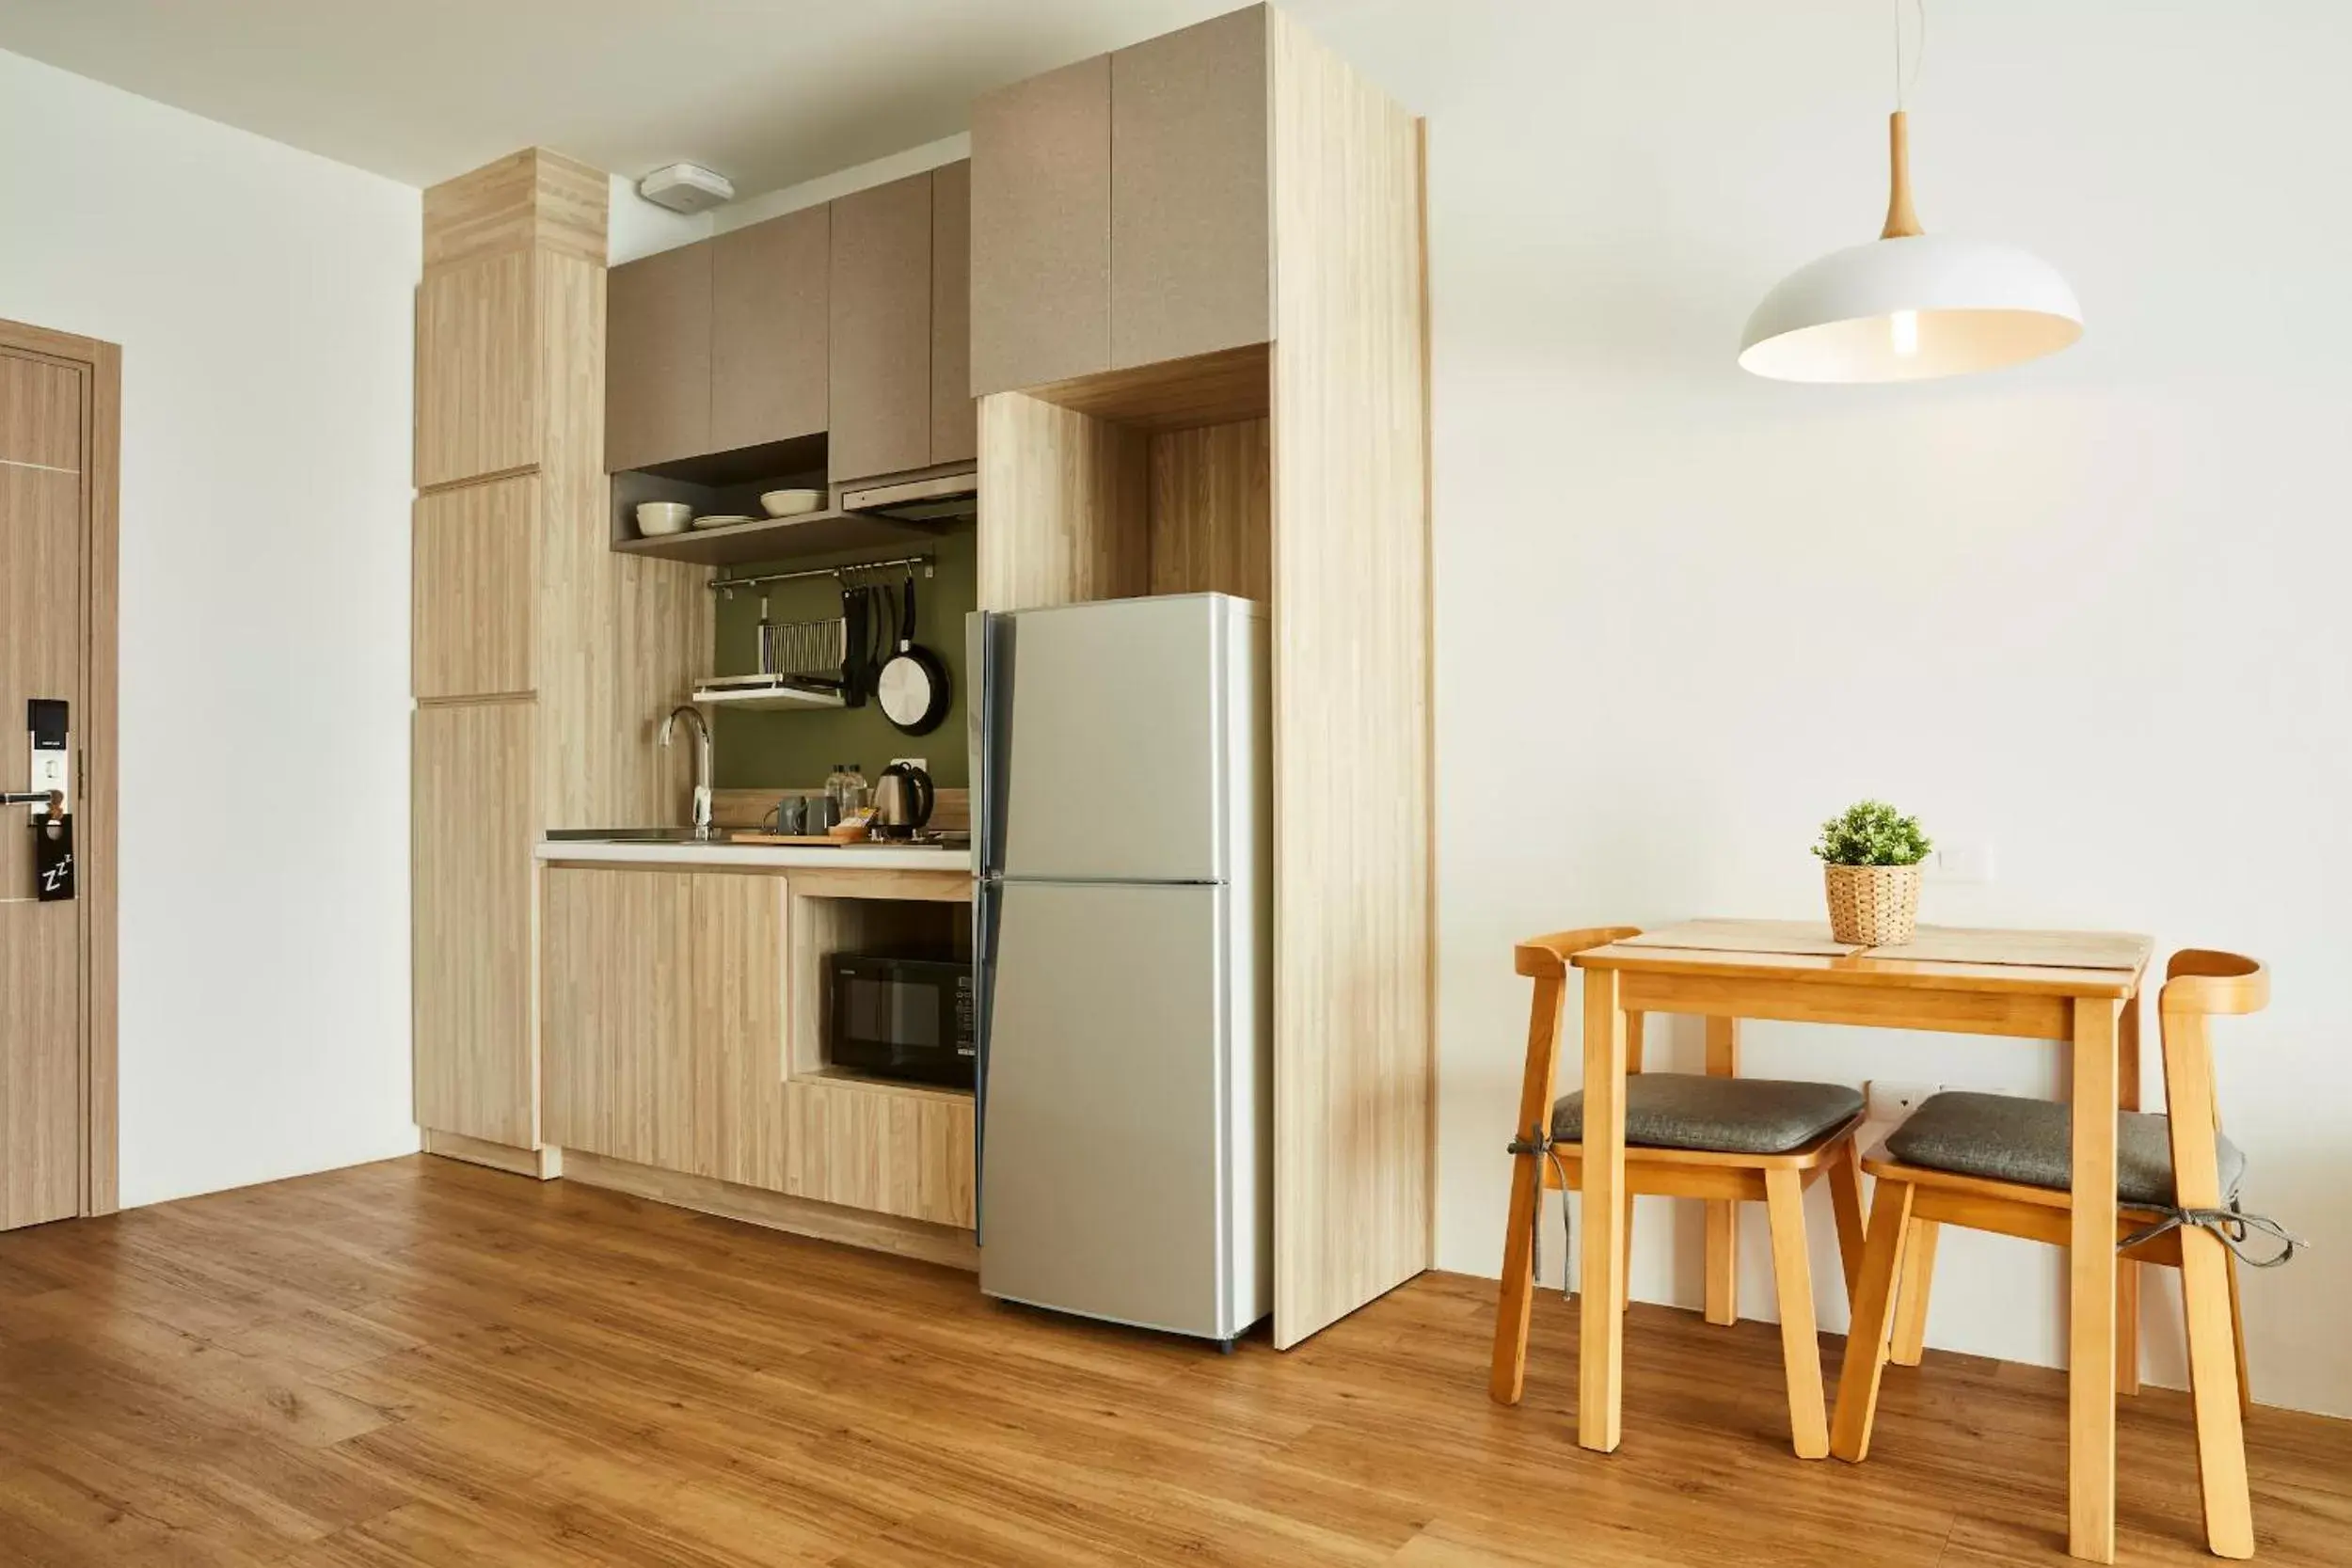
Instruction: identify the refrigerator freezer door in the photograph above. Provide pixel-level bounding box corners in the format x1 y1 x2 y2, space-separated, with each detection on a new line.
979 879 1232 1338
997 595 1236 884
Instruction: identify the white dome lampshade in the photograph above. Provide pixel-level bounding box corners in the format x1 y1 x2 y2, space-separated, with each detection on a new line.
1740 112 2081 383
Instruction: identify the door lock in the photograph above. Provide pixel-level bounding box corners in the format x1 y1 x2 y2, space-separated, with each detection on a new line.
19 699 73 900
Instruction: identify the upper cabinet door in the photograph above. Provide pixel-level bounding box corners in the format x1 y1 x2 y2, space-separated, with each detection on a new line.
828 172 933 483
970 55 1112 398
606 242 712 472
1110 6 1272 370
929 159 977 467
710 206 829 455
417 250 538 487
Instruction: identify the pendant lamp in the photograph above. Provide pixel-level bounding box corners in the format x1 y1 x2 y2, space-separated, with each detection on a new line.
1739 7 2081 383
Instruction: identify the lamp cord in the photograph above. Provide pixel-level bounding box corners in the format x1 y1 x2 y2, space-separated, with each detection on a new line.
1896 0 1927 110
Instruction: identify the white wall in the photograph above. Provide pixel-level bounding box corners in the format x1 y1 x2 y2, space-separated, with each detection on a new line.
1308 0 2352 1417
0 49 421 1206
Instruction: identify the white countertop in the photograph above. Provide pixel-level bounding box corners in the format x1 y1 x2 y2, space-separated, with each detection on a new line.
536 839 973 872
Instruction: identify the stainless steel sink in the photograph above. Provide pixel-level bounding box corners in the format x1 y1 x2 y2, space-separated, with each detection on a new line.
544 827 722 844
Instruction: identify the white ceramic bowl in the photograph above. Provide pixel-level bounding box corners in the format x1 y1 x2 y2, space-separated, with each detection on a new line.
635 501 692 537
760 488 823 517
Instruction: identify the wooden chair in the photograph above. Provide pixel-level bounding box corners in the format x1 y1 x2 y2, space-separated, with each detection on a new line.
1490 928 1869 1459
1833 951 2271 1559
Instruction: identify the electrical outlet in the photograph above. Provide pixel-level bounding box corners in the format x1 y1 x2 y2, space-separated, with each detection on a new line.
890 756 929 774
1865 1080 1939 1122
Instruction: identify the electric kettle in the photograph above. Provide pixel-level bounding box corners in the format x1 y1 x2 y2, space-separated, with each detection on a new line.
870 761 934 837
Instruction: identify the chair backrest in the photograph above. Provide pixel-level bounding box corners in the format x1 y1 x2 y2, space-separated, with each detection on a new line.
1508 928 1643 1139
2157 949 2267 1145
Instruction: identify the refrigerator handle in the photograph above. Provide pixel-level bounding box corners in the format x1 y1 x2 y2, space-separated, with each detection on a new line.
971 873 1001 1242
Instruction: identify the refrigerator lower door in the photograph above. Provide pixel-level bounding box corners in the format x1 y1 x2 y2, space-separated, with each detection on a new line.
979 879 1234 1339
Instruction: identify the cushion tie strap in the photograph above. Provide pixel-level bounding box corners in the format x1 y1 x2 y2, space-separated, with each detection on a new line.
1507 1130 1577 1300
2118 1198 2305 1269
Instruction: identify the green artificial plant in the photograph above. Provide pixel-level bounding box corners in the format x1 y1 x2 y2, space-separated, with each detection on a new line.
1812 800 1932 867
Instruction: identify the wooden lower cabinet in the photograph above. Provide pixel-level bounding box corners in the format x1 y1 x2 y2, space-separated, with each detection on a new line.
539 863 972 1230
413 701 538 1148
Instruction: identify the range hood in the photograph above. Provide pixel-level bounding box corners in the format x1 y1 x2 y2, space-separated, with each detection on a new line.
837 466 977 524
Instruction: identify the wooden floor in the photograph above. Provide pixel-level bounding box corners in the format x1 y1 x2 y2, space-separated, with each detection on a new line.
0 1159 2345 1566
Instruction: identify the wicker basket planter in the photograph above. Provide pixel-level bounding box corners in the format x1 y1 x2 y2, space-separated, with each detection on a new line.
1823 863 1922 946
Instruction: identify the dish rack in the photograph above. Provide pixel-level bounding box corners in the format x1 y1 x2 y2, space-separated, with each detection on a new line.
692 614 850 711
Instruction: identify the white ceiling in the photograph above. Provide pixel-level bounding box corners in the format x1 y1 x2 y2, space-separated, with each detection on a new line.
0 0 1372 198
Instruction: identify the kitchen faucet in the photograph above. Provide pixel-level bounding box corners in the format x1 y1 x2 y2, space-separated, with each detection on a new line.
659 705 715 839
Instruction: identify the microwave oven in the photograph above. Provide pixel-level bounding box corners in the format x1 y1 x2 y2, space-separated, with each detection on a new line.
827 954 976 1088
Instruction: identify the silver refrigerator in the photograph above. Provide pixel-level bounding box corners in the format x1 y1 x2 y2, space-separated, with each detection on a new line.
968 594 1271 1346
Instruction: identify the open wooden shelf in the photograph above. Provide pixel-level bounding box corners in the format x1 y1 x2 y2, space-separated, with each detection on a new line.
614 509 946 567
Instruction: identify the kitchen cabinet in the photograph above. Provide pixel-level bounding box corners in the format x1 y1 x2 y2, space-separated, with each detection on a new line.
970 8 1273 399
414 700 538 1149
709 206 829 454
605 241 712 472
1110 6 1271 369
413 473 537 700
929 159 977 467
416 250 539 487
970 55 1112 397
787 1076 976 1228
827 172 934 483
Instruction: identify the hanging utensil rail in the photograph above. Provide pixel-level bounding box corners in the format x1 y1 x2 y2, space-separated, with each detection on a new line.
709 552 932 595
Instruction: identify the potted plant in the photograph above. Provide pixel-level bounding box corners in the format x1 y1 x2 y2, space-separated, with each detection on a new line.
1812 800 1932 946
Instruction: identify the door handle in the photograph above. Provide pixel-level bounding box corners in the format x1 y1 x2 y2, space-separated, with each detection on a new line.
5 789 63 819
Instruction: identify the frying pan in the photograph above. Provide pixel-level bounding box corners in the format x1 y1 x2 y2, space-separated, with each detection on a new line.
877 573 951 735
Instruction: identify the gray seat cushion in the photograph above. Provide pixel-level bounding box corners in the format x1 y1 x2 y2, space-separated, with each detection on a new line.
1551 1074 1863 1155
1886 1090 2246 1207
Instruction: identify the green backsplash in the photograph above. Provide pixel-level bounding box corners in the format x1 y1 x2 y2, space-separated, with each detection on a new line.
711 525 976 791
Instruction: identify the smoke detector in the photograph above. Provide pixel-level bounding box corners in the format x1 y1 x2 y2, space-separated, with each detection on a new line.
638 163 735 214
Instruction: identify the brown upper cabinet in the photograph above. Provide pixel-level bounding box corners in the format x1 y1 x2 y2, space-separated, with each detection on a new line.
710 205 830 457
605 242 712 472
970 5 1272 398
827 172 934 483
606 163 971 483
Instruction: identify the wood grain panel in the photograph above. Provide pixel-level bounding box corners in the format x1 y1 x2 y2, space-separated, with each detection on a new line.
413 699 538 1148
828 172 933 483
710 206 829 453
1148 418 1271 600
0 465 80 908
786 1075 977 1228
539 866 693 1169
79 337 119 1217
1111 5 1272 368
1266 10 1433 1348
0 355 81 469
970 55 1112 396
421 1128 562 1179
422 147 606 269
415 249 538 488
560 1148 977 1268
975 390 1148 611
0 904 78 1228
412 474 536 700
605 241 712 473
690 871 788 1190
929 158 977 467
1027 342 1270 432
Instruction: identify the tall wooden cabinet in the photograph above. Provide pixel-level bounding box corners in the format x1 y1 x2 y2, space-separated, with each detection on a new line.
972 4 1431 1349
412 149 707 1166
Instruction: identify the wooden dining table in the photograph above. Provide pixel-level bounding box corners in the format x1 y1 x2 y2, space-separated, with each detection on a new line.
1567 919 2154 1565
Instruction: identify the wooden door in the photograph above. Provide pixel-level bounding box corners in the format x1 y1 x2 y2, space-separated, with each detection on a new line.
412 474 537 701
0 351 88 1229
710 207 829 454
929 160 977 467
970 55 1112 396
606 241 712 472
413 700 538 1147
828 172 934 483
540 866 694 1168
1110 6 1272 369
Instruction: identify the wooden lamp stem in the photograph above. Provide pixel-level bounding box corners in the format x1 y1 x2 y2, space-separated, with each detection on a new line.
1881 110 1924 239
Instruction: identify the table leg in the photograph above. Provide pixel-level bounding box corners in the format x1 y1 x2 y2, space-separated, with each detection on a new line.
1704 1016 1740 1326
2116 994 2142 1397
2068 997 2122 1564
1577 966 1629 1452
